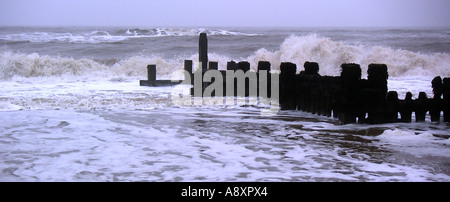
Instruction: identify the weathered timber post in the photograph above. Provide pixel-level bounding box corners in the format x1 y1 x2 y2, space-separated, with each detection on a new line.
399 92 413 123
339 63 361 124
280 62 297 110
237 61 250 72
330 77 341 118
199 33 208 70
147 64 156 81
310 76 319 114
443 77 450 122
226 61 237 97
237 61 251 97
258 61 271 98
430 76 443 122
322 76 333 117
304 62 320 114
299 62 320 113
385 91 399 123
367 64 389 124
184 60 193 84
207 61 219 96
415 92 428 122
303 61 320 76
227 61 237 71
209 61 218 70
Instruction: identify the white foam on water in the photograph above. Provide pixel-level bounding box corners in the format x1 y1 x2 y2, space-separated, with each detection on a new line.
1 108 449 182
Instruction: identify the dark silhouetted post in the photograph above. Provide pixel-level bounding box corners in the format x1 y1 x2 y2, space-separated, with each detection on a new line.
385 91 399 123
226 61 237 96
207 61 219 96
237 61 251 96
199 33 208 70
430 76 443 122
415 92 428 122
443 77 450 122
147 64 156 81
399 92 413 123
280 62 297 110
227 61 237 71
339 63 361 124
303 61 320 76
237 61 250 72
209 61 218 70
368 64 388 96
184 60 193 82
367 64 389 124
258 61 271 98
258 61 271 72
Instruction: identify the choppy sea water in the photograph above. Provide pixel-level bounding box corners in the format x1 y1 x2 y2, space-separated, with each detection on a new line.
0 27 449 181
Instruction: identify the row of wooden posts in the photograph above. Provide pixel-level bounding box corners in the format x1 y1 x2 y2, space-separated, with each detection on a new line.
140 60 450 124
139 33 449 124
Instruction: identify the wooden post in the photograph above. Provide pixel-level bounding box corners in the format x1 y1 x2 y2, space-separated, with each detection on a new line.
322 76 332 117
385 91 399 123
258 61 271 98
367 64 389 124
415 92 428 122
339 63 361 124
237 61 250 72
443 77 450 122
303 61 320 76
399 92 413 123
199 33 208 70
209 61 218 70
237 61 251 96
184 60 193 83
280 62 297 110
226 61 237 96
430 76 443 122
147 64 156 81
227 61 237 71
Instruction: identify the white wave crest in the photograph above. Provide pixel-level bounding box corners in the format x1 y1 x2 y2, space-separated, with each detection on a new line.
246 34 450 77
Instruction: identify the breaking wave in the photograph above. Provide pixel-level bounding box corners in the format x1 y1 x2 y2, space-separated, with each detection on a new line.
1 34 449 81
246 34 450 77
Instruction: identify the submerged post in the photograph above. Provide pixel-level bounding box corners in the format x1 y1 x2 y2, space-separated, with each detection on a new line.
199 33 208 70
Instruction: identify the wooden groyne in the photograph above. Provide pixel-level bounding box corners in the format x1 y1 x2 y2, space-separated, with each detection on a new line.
140 33 450 124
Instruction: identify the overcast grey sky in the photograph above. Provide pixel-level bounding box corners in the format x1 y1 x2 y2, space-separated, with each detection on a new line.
0 0 449 27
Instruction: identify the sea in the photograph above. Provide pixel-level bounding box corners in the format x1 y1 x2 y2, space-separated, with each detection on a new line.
0 26 449 182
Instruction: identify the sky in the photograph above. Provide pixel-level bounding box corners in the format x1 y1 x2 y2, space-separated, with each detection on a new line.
0 0 449 27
